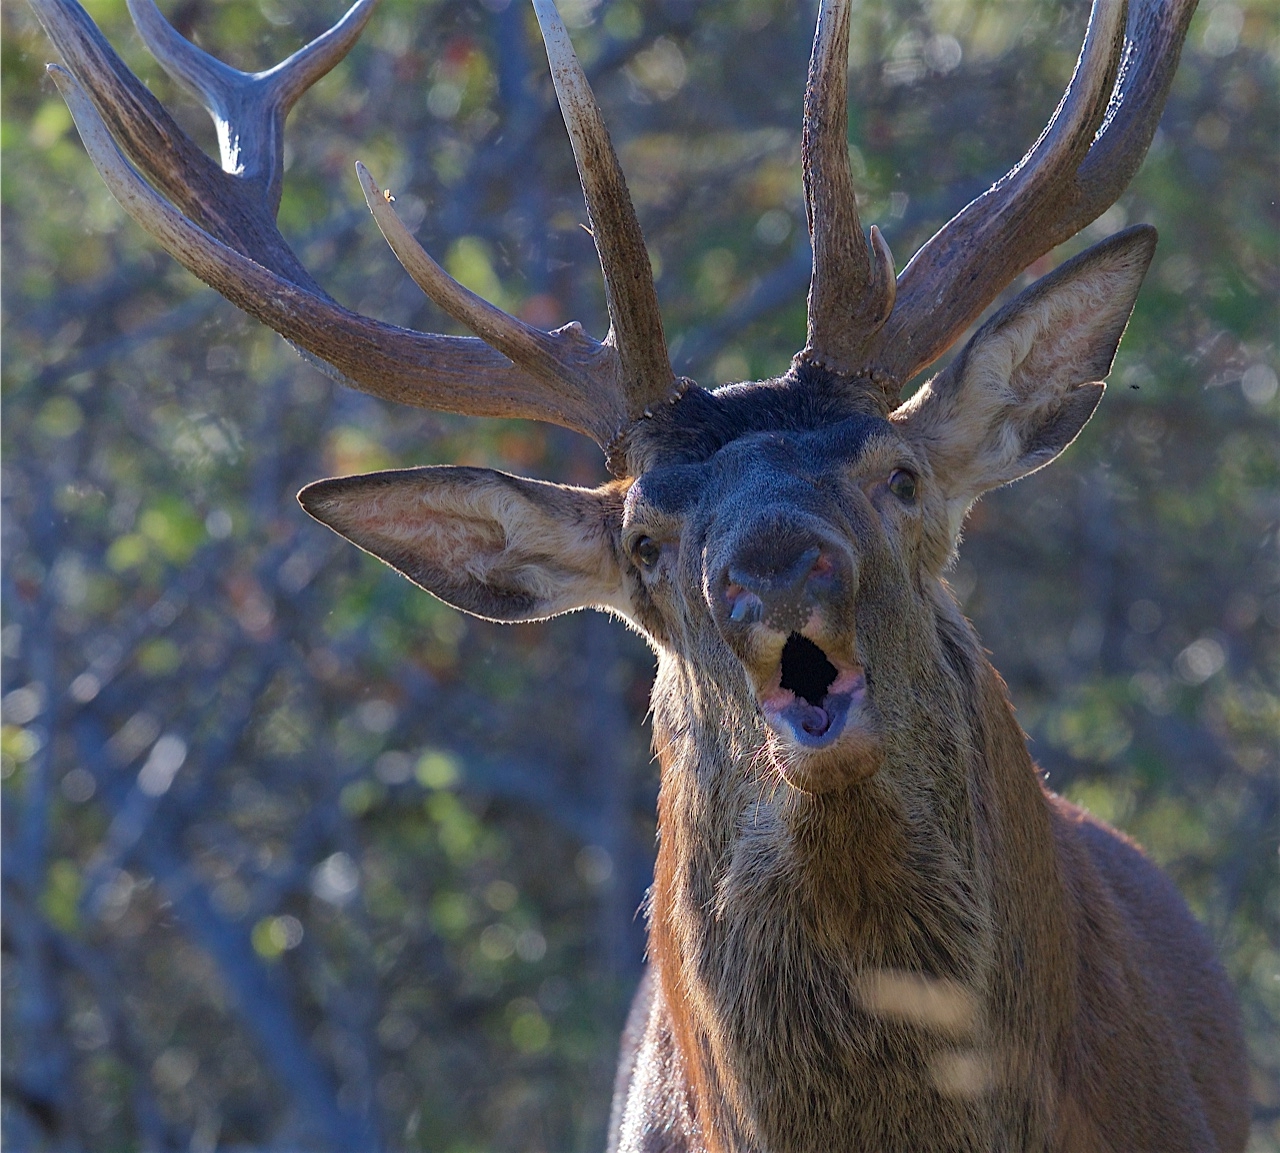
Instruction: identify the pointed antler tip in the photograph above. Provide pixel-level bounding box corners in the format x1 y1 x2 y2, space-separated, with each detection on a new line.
870 225 894 269
46 64 90 109
355 162 393 213
358 168 401 226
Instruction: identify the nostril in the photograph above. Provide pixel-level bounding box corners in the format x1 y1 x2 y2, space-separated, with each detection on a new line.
723 580 764 624
728 546 822 599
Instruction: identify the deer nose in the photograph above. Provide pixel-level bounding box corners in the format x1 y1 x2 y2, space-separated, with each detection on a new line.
719 544 837 632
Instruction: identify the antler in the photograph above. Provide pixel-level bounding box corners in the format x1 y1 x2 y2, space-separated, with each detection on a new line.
31 0 678 462
801 0 1198 406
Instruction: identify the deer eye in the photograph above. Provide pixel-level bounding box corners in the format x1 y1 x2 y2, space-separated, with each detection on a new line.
633 536 661 569
888 469 918 503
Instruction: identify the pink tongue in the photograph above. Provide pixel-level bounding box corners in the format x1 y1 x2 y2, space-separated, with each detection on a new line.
797 702 830 735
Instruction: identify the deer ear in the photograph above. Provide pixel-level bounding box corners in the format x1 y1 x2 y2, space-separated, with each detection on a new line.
894 226 1157 533
298 467 629 623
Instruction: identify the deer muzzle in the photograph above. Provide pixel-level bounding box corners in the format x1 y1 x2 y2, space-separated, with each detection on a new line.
710 524 877 784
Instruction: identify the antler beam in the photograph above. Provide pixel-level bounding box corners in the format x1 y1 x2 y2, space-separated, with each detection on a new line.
800 0 896 389
31 0 677 459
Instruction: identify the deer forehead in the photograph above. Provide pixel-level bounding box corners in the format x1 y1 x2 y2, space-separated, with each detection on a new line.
623 401 908 529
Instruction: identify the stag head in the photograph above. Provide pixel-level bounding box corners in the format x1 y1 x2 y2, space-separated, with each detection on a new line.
300 224 1153 796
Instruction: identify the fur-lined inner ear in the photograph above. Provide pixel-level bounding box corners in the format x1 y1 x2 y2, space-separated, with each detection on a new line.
894 226 1157 548
299 466 629 623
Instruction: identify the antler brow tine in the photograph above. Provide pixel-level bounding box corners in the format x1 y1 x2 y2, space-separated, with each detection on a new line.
356 161 628 415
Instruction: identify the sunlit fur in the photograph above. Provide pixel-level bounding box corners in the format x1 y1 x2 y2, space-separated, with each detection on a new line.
304 233 1248 1151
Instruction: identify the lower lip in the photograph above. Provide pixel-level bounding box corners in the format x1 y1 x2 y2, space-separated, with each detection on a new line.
760 672 866 749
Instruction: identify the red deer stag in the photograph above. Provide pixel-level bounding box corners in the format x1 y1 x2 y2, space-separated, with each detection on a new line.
34 0 1248 1147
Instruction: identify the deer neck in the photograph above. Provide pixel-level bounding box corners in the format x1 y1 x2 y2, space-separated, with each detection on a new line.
646 607 1072 1151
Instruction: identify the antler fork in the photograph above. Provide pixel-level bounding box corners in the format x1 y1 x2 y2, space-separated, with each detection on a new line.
799 0 1197 409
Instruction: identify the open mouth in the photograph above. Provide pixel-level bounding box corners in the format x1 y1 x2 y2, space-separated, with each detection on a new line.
758 632 867 748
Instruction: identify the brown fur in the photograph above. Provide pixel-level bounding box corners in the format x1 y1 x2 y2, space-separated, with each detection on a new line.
607 235 1245 1150
618 603 1247 1151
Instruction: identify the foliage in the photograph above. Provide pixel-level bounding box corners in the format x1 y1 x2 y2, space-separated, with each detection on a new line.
2 0 1276 1148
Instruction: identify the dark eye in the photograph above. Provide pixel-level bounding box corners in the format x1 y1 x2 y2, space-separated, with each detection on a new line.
888 469 918 503
633 536 661 569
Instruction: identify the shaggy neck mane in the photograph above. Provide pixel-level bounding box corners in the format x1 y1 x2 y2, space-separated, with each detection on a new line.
647 606 1075 1151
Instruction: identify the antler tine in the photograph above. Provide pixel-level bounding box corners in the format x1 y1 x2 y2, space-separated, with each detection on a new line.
126 0 377 209
30 0 273 267
869 0 1140 388
356 162 627 421
531 0 678 417
125 0 247 116
1064 0 1199 237
260 0 381 115
48 64 622 440
800 0 895 388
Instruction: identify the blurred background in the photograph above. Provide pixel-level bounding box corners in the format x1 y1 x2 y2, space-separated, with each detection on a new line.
2 0 1276 1148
